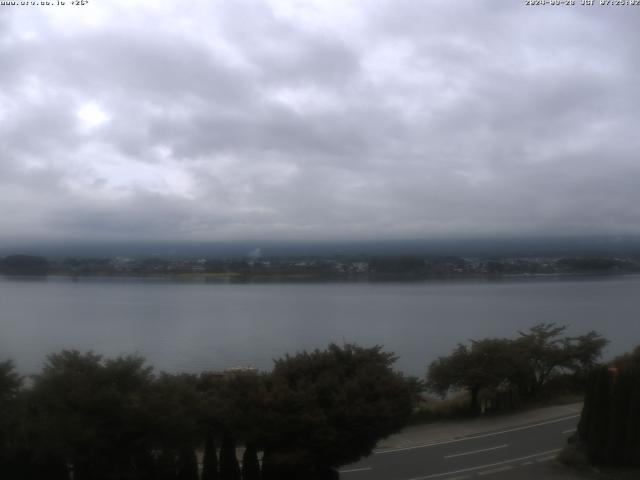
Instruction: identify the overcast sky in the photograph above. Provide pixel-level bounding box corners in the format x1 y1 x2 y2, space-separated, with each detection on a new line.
1 0 639 244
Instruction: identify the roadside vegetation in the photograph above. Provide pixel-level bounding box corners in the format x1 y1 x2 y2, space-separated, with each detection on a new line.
0 344 419 480
0 326 624 479
424 324 607 417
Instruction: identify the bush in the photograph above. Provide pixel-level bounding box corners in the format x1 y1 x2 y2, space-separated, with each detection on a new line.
409 393 472 424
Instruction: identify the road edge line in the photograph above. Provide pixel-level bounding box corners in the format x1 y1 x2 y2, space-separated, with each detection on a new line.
407 448 561 479
376 414 579 454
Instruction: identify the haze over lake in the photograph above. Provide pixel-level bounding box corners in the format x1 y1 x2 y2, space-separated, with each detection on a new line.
1 275 638 376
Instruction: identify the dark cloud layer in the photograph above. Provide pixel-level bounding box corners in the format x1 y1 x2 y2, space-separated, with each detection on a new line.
1 0 639 243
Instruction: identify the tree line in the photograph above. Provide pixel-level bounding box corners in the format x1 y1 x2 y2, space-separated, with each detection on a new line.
0 344 419 480
426 324 608 415
3 254 640 278
0 325 616 479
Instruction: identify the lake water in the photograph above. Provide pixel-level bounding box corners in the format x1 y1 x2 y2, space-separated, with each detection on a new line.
1 275 639 376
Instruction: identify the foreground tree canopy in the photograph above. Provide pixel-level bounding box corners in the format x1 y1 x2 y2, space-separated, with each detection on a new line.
426 323 608 414
0 343 418 480
262 345 419 475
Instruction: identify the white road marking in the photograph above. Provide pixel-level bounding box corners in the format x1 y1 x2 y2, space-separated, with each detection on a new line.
377 415 579 454
444 444 508 459
562 428 577 434
406 448 561 479
536 455 556 463
520 461 533 466
339 467 372 474
478 465 513 476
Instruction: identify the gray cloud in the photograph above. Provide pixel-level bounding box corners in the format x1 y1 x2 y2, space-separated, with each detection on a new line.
1 0 640 244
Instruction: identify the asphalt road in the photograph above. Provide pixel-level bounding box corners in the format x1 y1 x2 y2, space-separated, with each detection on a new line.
340 414 580 480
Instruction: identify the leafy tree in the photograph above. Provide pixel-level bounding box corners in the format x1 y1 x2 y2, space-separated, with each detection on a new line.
427 339 520 414
177 447 199 480
219 435 241 480
563 331 608 380
201 432 219 480
261 344 418 477
155 449 179 480
148 373 203 480
514 323 568 396
515 324 607 396
149 373 201 450
29 351 156 479
24 452 69 480
0 360 21 401
2 344 421 479
200 371 269 447
0 360 22 475
241 444 261 480
199 370 268 479
428 325 608 414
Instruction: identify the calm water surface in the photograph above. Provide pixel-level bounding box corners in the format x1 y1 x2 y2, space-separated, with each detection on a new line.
1 275 639 375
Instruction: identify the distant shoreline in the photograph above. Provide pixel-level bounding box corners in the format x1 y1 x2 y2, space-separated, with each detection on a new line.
3 270 639 284
4 253 640 282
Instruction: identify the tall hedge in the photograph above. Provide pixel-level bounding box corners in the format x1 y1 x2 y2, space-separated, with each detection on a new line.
578 365 640 467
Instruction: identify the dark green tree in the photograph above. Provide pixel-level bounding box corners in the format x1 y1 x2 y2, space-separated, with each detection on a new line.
427 339 520 414
201 432 219 480
515 324 607 397
202 371 269 447
0 360 21 400
156 449 179 480
199 370 268 480
261 344 418 477
0 360 23 478
219 435 241 480
148 373 202 480
24 452 70 480
177 448 199 480
150 373 201 439
514 323 569 397
563 331 608 376
29 350 156 479
428 325 607 413
241 444 261 480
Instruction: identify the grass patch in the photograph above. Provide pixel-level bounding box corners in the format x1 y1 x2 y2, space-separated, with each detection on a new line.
408 392 472 424
409 390 584 426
